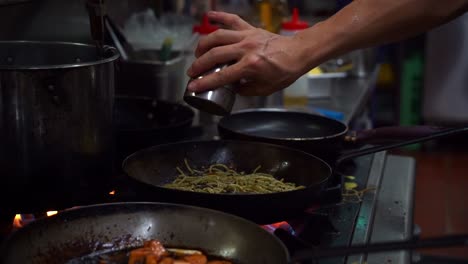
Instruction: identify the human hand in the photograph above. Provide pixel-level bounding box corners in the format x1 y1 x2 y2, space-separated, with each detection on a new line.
186 11 309 96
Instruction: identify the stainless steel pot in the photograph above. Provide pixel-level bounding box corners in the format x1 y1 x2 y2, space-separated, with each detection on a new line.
116 49 186 102
0 41 119 212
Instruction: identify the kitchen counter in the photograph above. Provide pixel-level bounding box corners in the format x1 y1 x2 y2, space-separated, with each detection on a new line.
194 65 379 127
346 151 416 264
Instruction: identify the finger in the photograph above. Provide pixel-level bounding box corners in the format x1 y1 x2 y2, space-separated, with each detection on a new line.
188 45 241 78
187 63 246 93
195 29 244 58
207 11 253 30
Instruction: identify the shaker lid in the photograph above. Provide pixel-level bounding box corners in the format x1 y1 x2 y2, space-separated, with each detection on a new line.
193 14 220 35
281 8 309 31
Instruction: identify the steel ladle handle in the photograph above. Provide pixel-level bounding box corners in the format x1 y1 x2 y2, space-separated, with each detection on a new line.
86 0 106 56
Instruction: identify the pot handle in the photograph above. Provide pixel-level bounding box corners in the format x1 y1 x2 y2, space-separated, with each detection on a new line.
344 125 446 145
336 126 468 165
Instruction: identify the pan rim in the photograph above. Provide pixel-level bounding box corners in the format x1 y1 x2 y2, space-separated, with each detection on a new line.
121 139 333 197
0 201 292 263
218 108 349 141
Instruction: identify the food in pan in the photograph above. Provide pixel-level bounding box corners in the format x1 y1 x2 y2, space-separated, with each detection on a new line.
93 239 231 264
163 159 305 194
127 239 232 264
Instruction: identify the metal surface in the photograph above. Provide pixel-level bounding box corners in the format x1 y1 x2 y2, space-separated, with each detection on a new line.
0 202 289 264
347 151 387 264
117 49 186 103
105 18 128 60
347 152 416 264
184 64 236 116
308 66 379 124
366 154 416 264
0 41 119 211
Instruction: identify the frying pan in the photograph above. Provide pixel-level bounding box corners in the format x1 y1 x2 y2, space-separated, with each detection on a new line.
114 96 194 163
217 108 453 162
122 140 331 224
1 202 467 264
122 122 468 224
0 202 289 264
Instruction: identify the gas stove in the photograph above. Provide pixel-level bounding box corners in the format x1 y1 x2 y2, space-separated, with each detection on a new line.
0 125 416 264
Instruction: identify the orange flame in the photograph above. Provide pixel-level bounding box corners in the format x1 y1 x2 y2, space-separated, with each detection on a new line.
12 214 23 228
46 211 58 217
109 190 116 195
12 214 36 228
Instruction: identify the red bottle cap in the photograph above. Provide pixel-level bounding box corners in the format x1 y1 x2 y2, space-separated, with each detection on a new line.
281 8 309 31
193 14 220 35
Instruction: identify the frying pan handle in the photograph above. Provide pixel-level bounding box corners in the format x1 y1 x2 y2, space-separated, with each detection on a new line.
337 126 468 164
277 228 468 262
345 125 447 145
290 233 468 261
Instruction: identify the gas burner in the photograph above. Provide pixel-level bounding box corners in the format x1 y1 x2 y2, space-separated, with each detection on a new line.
0 125 410 264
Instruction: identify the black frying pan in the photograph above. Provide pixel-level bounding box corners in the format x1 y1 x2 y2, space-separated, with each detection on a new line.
217 108 453 163
1 202 467 264
122 120 468 224
122 140 331 224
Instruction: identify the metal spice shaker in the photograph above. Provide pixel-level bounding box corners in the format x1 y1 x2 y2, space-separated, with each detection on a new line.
183 64 236 116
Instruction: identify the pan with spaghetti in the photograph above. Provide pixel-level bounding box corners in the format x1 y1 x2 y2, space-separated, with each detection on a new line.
122 123 468 223
122 140 332 224
163 159 305 194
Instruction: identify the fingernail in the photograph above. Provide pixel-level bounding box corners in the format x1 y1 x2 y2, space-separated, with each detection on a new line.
188 81 197 91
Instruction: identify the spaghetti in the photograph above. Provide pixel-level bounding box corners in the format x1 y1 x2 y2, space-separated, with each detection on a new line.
163 159 305 194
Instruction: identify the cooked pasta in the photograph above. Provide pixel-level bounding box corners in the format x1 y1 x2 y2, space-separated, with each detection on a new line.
163 159 305 194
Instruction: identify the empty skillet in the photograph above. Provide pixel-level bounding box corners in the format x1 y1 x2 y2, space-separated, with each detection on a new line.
217 108 455 162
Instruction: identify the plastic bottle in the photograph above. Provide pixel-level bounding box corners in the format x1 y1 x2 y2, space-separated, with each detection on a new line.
280 8 310 110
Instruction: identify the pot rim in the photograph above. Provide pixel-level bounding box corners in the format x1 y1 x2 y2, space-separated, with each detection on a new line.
0 40 120 70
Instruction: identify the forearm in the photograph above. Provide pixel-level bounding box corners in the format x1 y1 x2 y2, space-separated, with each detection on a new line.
296 0 468 71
